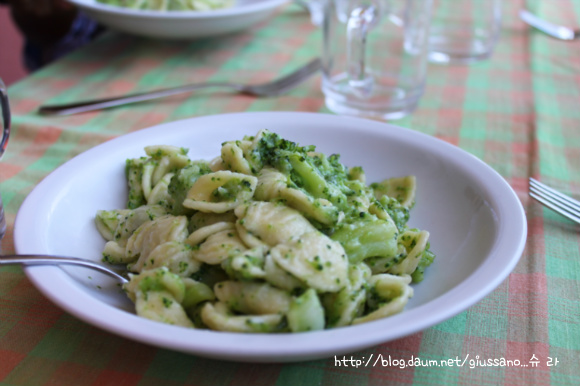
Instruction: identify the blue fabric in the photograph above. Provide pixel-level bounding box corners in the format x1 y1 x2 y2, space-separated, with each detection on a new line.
23 12 102 71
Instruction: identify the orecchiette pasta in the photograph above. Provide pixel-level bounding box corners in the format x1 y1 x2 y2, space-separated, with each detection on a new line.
200 302 283 333
185 221 235 246
95 129 436 333
126 215 189 272
183 171 257 213
192 229 247 265
269 232 348 292
214 281 291 315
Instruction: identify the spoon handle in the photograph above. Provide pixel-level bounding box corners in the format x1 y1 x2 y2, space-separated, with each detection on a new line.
0 254 128 283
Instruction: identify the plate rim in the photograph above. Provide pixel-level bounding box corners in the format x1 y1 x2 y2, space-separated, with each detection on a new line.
13 111 527 362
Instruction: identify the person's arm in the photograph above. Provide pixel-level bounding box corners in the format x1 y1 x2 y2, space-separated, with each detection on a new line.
5 0 78 45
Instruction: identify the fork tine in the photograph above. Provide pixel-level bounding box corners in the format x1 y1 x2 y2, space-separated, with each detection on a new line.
261 58 322 95
529 178 580 224
267 59 318 93
530 178 580 215
530 191 580 224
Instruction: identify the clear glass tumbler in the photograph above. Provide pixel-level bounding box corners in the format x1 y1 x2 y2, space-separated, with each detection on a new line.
0 78 11 243
295 0 325 26
428 0 502 65
322 0 433 120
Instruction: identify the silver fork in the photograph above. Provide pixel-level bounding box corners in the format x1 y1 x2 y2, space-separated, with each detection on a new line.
38 58 322 116
529 178 580 224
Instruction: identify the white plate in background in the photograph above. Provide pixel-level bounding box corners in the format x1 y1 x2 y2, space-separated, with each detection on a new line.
14 112 527 362
67 0 288 39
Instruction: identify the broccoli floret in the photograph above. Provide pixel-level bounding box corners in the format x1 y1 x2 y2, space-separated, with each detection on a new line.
251 130 315 166
315 153 351 187
285 152 351 205
167 161 212 215
250 130 356 215
245 130 314 172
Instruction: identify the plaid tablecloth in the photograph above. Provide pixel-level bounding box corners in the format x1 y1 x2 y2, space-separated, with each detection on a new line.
1 1 579 385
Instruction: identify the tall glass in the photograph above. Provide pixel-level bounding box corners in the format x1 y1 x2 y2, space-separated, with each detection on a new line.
322 0 433 120
0 78 11 243
428 0 502 65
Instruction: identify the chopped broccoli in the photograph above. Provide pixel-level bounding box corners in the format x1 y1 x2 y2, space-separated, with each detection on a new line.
248 130 357 223
347 166 365 182
125 157 148 209
285 152 351 207
247 130 315 172
330 215 398 264
410 247 436 283
167 161 212 215
378 195 410 231
212 177 254 202
132 267 186 302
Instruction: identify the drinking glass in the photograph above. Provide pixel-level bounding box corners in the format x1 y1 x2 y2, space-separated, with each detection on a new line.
428 0 502 65
295 0 325 26
0 78 11 243
321 0 433 120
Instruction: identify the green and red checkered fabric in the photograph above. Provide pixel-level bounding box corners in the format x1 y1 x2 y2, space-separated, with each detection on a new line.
1 1 579 385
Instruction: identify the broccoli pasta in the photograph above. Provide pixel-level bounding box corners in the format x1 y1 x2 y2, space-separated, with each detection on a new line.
95 130 435 332
96 0 235 12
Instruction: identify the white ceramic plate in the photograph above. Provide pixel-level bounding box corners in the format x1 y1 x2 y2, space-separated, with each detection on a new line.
67 0 288 39
14 112 526 362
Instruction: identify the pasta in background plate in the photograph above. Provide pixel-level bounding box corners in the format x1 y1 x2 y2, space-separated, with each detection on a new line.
95 130 435 332
96 0 235 11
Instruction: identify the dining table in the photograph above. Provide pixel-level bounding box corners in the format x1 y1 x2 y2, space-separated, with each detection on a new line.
1 0 579 385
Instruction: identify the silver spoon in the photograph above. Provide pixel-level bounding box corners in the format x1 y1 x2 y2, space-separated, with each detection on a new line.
0 254 128 284
1 79 126 284
520 9 580 41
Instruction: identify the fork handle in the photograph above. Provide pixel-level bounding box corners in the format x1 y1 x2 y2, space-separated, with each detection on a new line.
520 10 576 40
38 82 240 116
